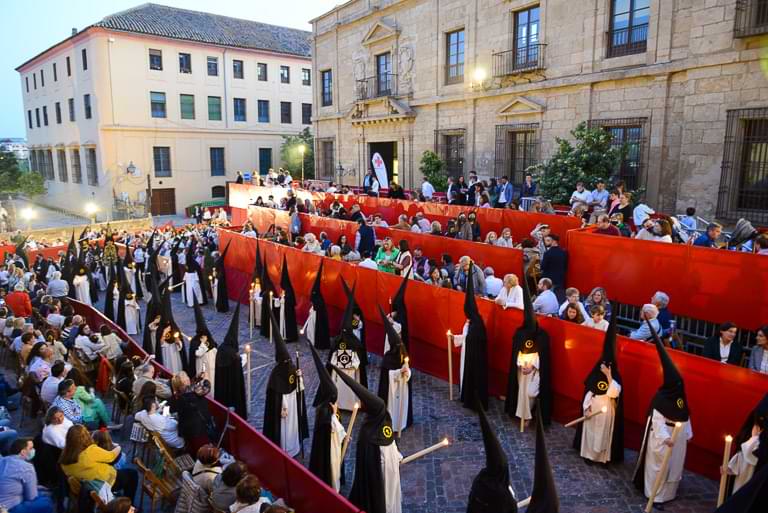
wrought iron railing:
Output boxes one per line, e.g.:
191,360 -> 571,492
356,73 -> 398,100
734,0 -> 768,37
606,23 -> 648,58
492,44 -> 546,77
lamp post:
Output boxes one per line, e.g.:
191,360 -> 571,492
298,144 -> 306,184
84,202 -> 98,224
20,208 -> 35,232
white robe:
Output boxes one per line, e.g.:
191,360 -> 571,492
383,320 -> 402,354
330,413 -> 347,492
125,299 -> 140,335
330,350 -> 360,411
250,287 -> 262,327
276,296 -> 286,339
281,389 -> 301,457
123,267 -> 136,293
728,434 -> 760,493
183,272 -> 203,307
352,321 -> 363,344
211,278 -> 218,306
515,352 -> 540,420
580,379 -> 622,463
94,269 -> 107,291
387,366 -> 411,433
381,442 -> 403,513
195,345 -> 217,393
643,409 -> 693,503
302,306 -> 316,345
161,339 -> 184,374
73,275 -> 91,306
452,321 -> 469,392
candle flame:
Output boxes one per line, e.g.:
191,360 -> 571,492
601,406 -> 608,413
354,402 -> 360,409
405,357 -> 410,363
245,344 -> 251,352
447,330 -> 452,336
173,331 -> 180,338
442,438 -> 450,446
675,422 -> 682,427
299,329 -> 304,335
269,291 -> 273,297
725,435 -> 733,443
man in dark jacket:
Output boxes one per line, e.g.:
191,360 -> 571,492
540,234 -> 568,303
355,218 -> 376,256
702,321 -> 743,365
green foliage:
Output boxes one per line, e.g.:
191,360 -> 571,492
279,128 -> 314,179
0,150 -> 46,197
418,150 -> 448,192
529,122 -> 625,204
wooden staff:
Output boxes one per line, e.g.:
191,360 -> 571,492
269,291 -> 274,344
446,330 -> 453,401
645,422 -> 683,513
245,344 -> 252,414
716,435 -> 733,507
401,438 -> 450,465
398,357 -> 409,438
249,283 -> 255,338
340,402 -> 360,462
295,351 -> 304,459
520,416 -> 525,433
564,406 -> 608,428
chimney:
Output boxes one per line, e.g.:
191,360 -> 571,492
71,28 -> 77,36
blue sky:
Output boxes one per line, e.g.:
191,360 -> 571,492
1,0 -> 339,138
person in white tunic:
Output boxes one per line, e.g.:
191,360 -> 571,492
194,337 -> 217,394
124,293 -> 141,336
159,325 -> 184,374
633,319 -> 693,506
574,311 -> 624,464
183,266 -> 203,307
726,426 -> 762,493
723,393 -> 767,498
329,282 -> 369,409
377,307 -> 411,434
72,269 -> 91,306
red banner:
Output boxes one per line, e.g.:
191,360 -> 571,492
219,228 -> 768,481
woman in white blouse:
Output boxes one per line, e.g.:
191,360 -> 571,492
42,406 -> 73,449
134,396 -> 185,449
494,274 -> 524,309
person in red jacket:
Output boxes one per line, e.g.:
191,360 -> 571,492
6,283 -> 32,319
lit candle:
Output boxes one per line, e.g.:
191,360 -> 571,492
400,438 -> 451,465
717,435 -> 733,507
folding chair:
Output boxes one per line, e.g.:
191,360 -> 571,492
135,457 -> 177,513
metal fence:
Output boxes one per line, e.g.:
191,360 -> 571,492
492,43 -> 546,77
606,23 -> 648,58
356,73 -> 398,101
734,0 -> 768,38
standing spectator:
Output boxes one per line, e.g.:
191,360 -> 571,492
483,267 -> 503,298
530,223 -> 551,256
629,304 -> 661,340
569,182 -> 591,210
354,219 -> 376,256
494,274 -> 523,309
454,256 -> 486,296
615,193 -> 634,231
357,250 -> 378,271
0,438 -> 53,513
588,180 -> 609,211
363,169 -> 380,197
532,278 -> 559,315
593,214 -> 621,236
235,171 -> 244,184
495,228 -> 514,248
693,223 -> 722,248
702,322 -> 743,365
45,271 -> 69,299
173,373 -> 214,456
748,326 -> 768,374
540,234 -> 568,303
421,177 -> 435,200
374,238 -> 400,274
496,176 -> 514,208
6,284 -> 32,319
521,174 -> 537,197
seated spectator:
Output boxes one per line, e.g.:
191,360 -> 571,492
45,304 -> 65,330
426,267 -> 443,286
104,497 -> 134,513
679,207 -> 697,234
74,325 -> 105,361
6,283 -> 32,319
371,213 -> 389,227
132,362 -> 172,399
584,287 -> 612,320
99,326 -> 124,360
532,278 -> 559,315
748,326 -> 768,374
45,329 -> 67,362
191,444 -> 222,493
693,222 -> 722,248
92,431 -> 127,470
629,304 -> 661,340
582,305 -> 609,331
392,214 -> 410,231
429,221 -> 442,236
484,231 -> 498,245
211,460 -> 249,511
703,322 -> 743,365
134,396 -> 184,450
593,214 -> 621,236
59,425 -> 138,500
561,303 -> 585,324
495,228 -> 514,248
132,381 -> 157,415
357,250 -> 378,271
655,219 -> 673,243
558,288 -> 588,320
569,182 -> 591,210
454,256 -> 486,296
40,361 -> 66,405
0,438 -> 53,513
26,342 -> 53,383
495,274 -> 523,309
483,267 -> 503,298
753,235 -> 768,255
329,245 -> 342,261
635,218 -> 657,241
230,474 -> 271,513
52,379 -> 84,425
651,291 -> 672,336
68,368 -> 111,428
42,406 -> 73,449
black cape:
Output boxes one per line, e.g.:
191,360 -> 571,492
716,463 -> 768,513
214,242 -> 231,313
308,260 -> 331,350
259,254 -> 276,339
213,302 -> 247,418
460,263 -> 488,411
307,341 -> 342,488
391,276 -> 409,350
376,306 -> 413,429
170,238 -> 183,292
279,255 -> 299,342
329,279 -> 368,388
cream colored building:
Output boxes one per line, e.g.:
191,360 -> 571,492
17,4 -> 313,217
312,0 -> 768,223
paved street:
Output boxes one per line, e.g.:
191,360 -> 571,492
159,293 -> 718,513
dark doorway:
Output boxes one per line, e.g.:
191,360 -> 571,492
369,141 -> 398,186
151,188 -> 176,216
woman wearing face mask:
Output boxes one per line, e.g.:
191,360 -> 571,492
467,212 -> 481,241
484,231 -> 498,245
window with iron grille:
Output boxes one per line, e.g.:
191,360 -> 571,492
153,146 -> 171,177
40,69 -> 45,87
212,186 -> 226,198
150,92 -> 166,118
71,148 -> 82,183
42,106 -> 48,126
180,94 -> 195,120
55,102 -> 61,124
513,6 -> 541,70
302,68 -> 311,86
53,63 -> 57,81
66,56 -> 71,76
149,49 -> 163,70
257,63 -> 267,81
207,56 -> 218,76
321,70 -> 333,106
68,98 -> 75,122
445,29 -> 465,84
280,102 -> 292,124
86,148 -> 98,185
280,66 -> 290,84
718,108 -> 768,223
258,100 -> 270,123
607,0 -> 649,58
233,60 -> 244,79
234,98 -> 247,122
208,96 -> 222,121
210,147 -> 225,176
376,53 -> 392,96
179,53 -> 192,74
83,94 -> 92,119
318,139 -> 335,180
434,129 -> 465,177
302,103 -> 312,125
27,110 -> 32,129
494,123 -> 541,185
57,149 -> 68,182
734,0 -> 768,38
588,117 -> 648,190
42,150 -> 52,180
29,151 -> 37,173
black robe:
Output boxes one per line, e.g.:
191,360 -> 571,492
461,318 -> 489,411
259,275 -> 276,339
309,266 -> 331,350
308,404 -> 344,487
215,257 -> 229,312
263,362 -> 309,452
213,342 -> 247,418
170,247 -> 182,292
280,270 -> 299,342
377,348 -> 413,429
504,328 -> 552,425
349,425 -> 389,513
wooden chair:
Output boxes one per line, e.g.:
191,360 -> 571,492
66,476 -> 81,513
149,429 -> 194,474
89,490 -> 109,513
129,420 -> 152,464
135,457 -> 177,513
110,386 -> 131,425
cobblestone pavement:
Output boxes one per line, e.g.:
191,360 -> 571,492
158,294 -> 718,513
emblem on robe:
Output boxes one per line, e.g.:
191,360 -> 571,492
338,352 -> 352,367
597,381 -> 608,391
382,426 -> 393,438
339,342 -> 347,351
524,339 -> 534,349
289,374 -> 295,385
676,398 -> 685,409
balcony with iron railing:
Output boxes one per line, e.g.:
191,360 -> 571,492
734,0 -> 768,37
606,23 -> 648,58
356,73 -> 398,101
492,43 -> 546,77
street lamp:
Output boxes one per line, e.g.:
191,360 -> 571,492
298,144 -> 306,184
20,207 -> 35,231
85,202 -> 98,224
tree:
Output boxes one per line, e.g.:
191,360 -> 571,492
418,150 -> 448,192
279,128 -> 315,179
0,150 -> 45,197
529,122 -> 625,204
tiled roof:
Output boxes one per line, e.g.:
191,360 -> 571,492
94,3 -> 311,57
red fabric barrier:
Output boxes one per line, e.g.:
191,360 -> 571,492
227,184 -> 581,248
219,228 -> 768,481
69,299 -> 361,513
566,229 -> 768,330
239,205 -> 525,279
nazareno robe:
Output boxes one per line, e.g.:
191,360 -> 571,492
377,339 -> 413,429
279,257 -> 299,342
214,244 -> 230,313
504,324 -> 552,425
263,362 -> 309,457
459,269 -> 488,412
213,304 -> 247,419
306,260 -> 330,350
725,392 -> 768,497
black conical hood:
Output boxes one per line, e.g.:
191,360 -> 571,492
528,414 -> 559,513
222,301 -> 241,350
67,232 -> 77,258
159,288 -> 178,332
103,268 -> 118,321
340,278 -> 357,332
464,262 -> 480,322
269,308 -> 292,364
252,240 -> 264,283
193,296 -> 213,342
123,244 -> 134,268
280,254 -> 295,297
308,342 -> 337,407
392,275 -> 408,314
380,305 -> 407,369
478,399 -> 508,478
331,363 -> 394,446
648,319 -> 689,422
116,263 -> 128,330
584,305 -> 621,395
521,274 -> 537,331
310,259 -> 324,301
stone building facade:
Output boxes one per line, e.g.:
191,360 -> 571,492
311,0 -> 768,222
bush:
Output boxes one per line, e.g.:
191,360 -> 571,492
418,150 -> 448,192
